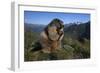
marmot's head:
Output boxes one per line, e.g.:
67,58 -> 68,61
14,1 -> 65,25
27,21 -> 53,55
49,18 -> 64,30
45,18 -> 64,41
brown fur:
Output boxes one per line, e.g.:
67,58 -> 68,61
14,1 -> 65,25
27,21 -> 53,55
39,19 -> 64,53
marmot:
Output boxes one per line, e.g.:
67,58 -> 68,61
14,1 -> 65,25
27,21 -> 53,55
39,18 -> 64,53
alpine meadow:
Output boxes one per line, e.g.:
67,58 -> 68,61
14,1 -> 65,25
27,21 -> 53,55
24,11 -> 90,61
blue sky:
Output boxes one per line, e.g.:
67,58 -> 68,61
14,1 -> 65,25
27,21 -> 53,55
24,11 -> 90,25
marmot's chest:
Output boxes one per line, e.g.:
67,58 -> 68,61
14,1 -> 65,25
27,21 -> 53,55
49,41 -> 59,50
48,26 -> 59,41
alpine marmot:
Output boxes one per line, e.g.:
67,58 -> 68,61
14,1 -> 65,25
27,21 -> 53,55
39,18 -> 64,53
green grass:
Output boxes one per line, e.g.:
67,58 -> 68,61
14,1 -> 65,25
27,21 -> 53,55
24,32 -> 90,61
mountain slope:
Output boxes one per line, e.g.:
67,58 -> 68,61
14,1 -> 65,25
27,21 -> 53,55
64,21 -> 90,40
